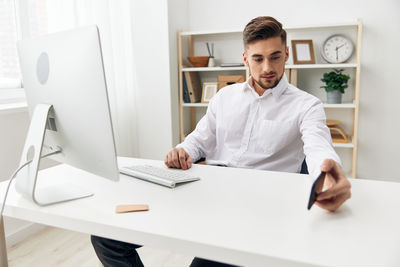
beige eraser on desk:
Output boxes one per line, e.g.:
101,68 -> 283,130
116,204 -> 149,213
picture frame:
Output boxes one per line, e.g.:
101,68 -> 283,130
201,82 -> 218,103
291,40 -> 315,64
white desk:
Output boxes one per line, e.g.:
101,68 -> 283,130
1,157 -> 400,267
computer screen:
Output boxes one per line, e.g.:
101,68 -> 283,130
16,25 -> 119,205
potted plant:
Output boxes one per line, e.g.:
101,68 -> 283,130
320,69 -> 350,104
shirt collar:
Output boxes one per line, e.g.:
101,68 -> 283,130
244,73 -> 289,100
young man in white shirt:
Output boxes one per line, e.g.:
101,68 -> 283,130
166,16 -> 350,213
92,16 -> 351,267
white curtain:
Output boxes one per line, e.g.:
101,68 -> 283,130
37,0 -> 138,156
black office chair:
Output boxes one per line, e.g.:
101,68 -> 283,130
300,158 -> 308,174
195,158 -> 206,164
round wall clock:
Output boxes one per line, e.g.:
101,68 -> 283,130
321,35 -> 354,63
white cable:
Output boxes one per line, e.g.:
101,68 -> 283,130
0,149 -> 62,219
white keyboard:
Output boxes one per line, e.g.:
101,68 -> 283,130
119,164 -> 200,188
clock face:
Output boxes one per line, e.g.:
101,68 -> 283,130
321,35 -> 354,63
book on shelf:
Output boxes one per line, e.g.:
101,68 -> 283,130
184,72 -> 202,103
182,73 -> 190,103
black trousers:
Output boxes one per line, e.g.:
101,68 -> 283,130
91,235 -> 240,267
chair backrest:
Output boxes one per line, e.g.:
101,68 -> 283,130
196,157 -> 309,174
300,159 -> 309,174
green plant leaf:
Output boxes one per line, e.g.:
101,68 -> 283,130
320,69 -> 350,93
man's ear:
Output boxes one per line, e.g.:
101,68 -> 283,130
285,46 -> 289,62
243,51 -> 249,67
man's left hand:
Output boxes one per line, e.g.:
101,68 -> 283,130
315,159 -> 351,212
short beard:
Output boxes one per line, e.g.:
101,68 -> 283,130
254,73 -> 282,90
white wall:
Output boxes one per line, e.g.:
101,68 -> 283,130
168,0 -> 189,147
130,0 -> 175,159
183,0 -> 400,181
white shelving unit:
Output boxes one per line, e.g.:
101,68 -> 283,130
177,19 -> 362,177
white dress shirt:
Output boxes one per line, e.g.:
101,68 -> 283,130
177,74 -> 341,177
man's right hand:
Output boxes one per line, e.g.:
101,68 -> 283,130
164,148 -> 193,170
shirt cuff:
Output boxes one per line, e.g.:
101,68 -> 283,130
176,142 -> 201,162
307,154 -> 342,179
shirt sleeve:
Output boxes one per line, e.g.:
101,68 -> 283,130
300,99 -> 342,177
176,93 -> 218,162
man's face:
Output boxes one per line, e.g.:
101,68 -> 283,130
243,37 -> 289,91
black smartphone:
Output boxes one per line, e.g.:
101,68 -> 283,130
307,172 -> 326,210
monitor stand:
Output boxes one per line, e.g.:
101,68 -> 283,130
15,104 -> 93,206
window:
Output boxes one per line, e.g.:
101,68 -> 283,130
0,0 -> 48,104
0,0 -> 21,90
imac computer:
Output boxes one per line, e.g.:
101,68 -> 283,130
16,25 -> 119,206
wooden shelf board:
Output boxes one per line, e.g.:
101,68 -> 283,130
181,29 -> 242,36
285,21 -> 358,30
332,142 -> 354,148
181,64 -> 357,72
181,66 -> 247,72
180,21 -> 358,36
323,103 -> 356,108
182,103 -> 208,107
285,63 -> 358,69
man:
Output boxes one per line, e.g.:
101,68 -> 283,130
166,16 -> 350,212
92,16 -> 351,267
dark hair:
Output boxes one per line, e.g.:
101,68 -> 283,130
243,16 -> 286,47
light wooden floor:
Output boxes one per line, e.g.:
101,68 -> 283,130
7,227 -> 194,267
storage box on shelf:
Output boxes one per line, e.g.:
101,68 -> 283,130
177,19 -> 362,178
